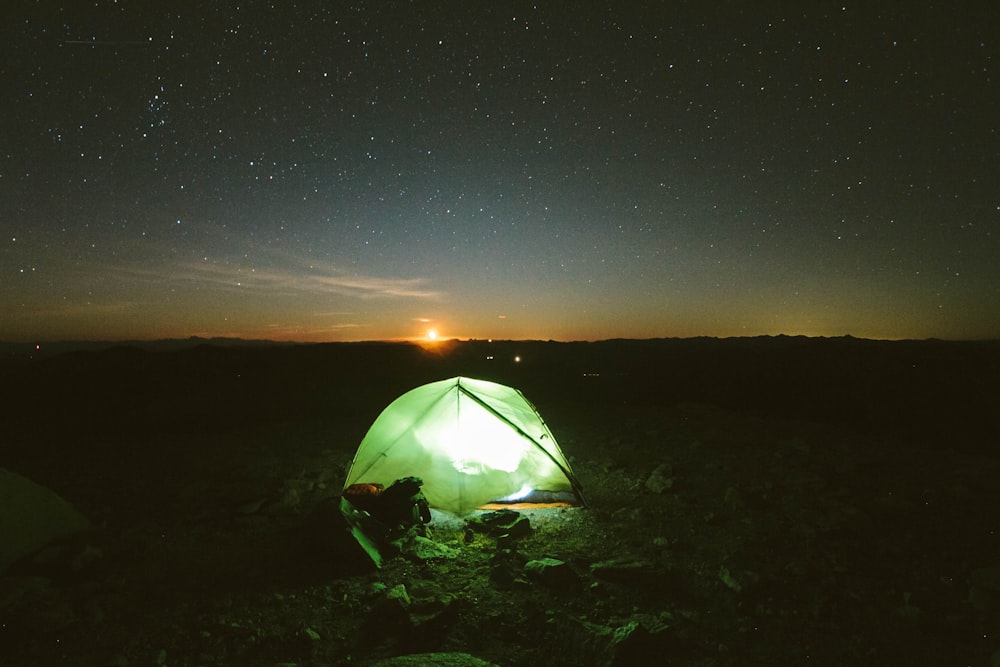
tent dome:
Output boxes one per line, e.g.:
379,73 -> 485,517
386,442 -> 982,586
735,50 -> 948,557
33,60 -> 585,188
344,377 -> 581,514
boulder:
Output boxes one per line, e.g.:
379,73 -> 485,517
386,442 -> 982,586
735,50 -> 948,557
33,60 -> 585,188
465,509 -> 532,539
395,533 -> 457,562
524,557 -> 580,592
645,463 -> 674,493
386,583 -> 411,608
589,557 -> 659,586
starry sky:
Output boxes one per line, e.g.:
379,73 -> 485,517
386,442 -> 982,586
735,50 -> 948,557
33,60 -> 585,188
3,2 -> 998,343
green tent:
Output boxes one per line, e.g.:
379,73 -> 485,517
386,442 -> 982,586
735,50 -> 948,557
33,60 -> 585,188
0,468 -> 90,574
344,377 -> 583,514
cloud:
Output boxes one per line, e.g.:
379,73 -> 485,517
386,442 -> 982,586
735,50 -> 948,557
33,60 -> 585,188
5,300 -> 137,321
311,311 -> 357,318
111,257 -> 444,300
261,321 -> 367,339
306,273 -> 440,299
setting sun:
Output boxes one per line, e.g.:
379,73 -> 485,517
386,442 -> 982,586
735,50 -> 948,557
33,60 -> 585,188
426,328 -> 438,341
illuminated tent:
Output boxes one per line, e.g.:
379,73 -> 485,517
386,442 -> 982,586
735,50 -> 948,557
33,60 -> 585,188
344,377 -> 583,514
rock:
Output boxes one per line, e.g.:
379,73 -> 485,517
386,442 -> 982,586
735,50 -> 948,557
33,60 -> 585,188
361,591 -> 462,651
0,468 -> 91,575
719,565 -> 742,592
495,532 -> 520,552
235,496 -> 269,515
568,615 -> 695,667
398,534 -> 458,562
361,593 -> 412,642
489,547 -> 527,588
590,557 -> 658,586
271,480 -> 305,513
465,509 -> 532,539
590,558 -> 693,600
370,652 -> 500,667
407,597 -> 461,644
645,463 -> 674,493
386,583 -> 411,607
525,557 -> 580,592
603,621 -> 649,664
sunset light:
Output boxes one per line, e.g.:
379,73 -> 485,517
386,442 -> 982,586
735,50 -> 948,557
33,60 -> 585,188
2,3 -> 997,344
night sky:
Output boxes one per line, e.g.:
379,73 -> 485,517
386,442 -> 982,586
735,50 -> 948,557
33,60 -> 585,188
3,3 -> 998,343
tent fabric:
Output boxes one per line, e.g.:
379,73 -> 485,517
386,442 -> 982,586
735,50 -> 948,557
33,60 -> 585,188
344,377 -> 581,514
0,468 -> 91,574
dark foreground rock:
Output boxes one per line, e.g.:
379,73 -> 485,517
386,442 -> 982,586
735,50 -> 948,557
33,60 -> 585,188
1,338 -> 999,665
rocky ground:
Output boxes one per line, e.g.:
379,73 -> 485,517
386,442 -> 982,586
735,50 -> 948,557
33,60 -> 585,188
2,338 -> 999,666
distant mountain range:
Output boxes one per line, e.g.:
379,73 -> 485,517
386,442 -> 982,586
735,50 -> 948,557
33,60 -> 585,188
0,336 -> 298,358
2,333 -> 995,360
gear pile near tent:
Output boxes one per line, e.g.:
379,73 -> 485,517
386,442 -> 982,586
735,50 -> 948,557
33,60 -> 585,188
344,376 -> 583,515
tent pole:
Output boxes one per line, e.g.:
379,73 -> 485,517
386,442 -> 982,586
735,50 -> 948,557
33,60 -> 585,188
456,384 -> 586,506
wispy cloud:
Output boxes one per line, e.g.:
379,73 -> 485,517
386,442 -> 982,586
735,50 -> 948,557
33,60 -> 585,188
259,321 -> 367,340
111,257 -> 444,300
310,311 -> 357,318
5,300 -> 137,321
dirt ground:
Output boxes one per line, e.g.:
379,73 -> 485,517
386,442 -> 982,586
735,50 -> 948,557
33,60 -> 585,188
2,338 -> 999,666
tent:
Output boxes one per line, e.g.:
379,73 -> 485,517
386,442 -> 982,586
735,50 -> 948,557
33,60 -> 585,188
344,377 -> 583,514
0,468 -> 90,574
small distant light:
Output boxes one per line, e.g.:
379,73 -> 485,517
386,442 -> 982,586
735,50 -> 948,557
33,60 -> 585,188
514,355 -> 521,363
35,344 -> 41,351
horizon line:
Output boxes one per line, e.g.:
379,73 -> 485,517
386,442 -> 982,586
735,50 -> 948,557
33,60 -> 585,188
3,332 -> 999,350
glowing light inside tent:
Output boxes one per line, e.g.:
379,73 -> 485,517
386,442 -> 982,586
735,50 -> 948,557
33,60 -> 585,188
439,397 -> 529,475
498,483 -> 534,502
345,376 -> 584,514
